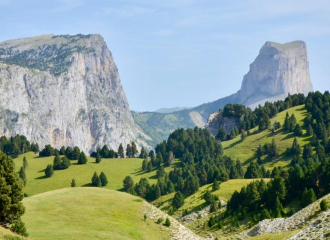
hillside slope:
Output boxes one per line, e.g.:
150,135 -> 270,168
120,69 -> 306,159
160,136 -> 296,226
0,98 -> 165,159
134,41 -> 313,146
14,152 -> 176,196
22,188 -> 200,240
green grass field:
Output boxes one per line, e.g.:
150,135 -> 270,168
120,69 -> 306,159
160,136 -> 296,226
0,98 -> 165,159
22,188 -> 169,240
0,226 -> 24,240
14,152 -> 175,196
222,105 -> 309,169
153,179 -> 270,214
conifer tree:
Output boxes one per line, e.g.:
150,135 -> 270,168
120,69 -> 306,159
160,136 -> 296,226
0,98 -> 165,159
172,191 -> 184,209
91,172 -> 101,187
100,172 -> 108,186
307,124 -> 314,136
212,179 -> 220,191
165,218 -> 171,227
71,178 -> 76,187
19,166 -> 27,186
78,151 -> 88,164
142,158 -> 148,171
53,152 -> 61,170
290,137 -> 302,155
118,143 -> 124,158
95,152 -> 101,163
45,164 -> 54,178
294,124 -> 303,136
147,161 -> 153,172
23,156 -> 28,169
320,199 -> 328,211
123,176 -> 134,192
61,156 -> 71,169
268,138 -> 278,159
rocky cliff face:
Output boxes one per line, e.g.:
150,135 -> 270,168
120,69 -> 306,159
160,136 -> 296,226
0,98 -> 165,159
205,111 -> 239,137
0,34 -> 143,153
239,41 -> 313,106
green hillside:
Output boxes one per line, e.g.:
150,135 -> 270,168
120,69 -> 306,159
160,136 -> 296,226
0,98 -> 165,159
222,105 -> 309,169
14,152 -> 175,196
22,188 -> 169,240
0,226 -> 24,240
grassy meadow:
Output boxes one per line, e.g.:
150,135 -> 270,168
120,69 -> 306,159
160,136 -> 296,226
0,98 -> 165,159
14,152 -> 175,196
222,105 -> 310,169
22,188 -> 169,240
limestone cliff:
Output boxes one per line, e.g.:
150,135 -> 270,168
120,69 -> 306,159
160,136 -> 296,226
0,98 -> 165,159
205,111 -> 239,137
239,41 -> 313,106
0,34 -> 144,153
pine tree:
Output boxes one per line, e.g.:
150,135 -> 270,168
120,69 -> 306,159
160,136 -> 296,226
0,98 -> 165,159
212,179 -> 220,191
290,137 -> 302,155
294,124 -> 303,136
71,146 -> 81,160
208,216 -> 216,227
99,172 -> 108,186
268,138 -> 278,159
60,146 -> 66,155
23,156 -> 28,169
91,172 -> 101,187
302,188 -> 317,207
53,152 -> 62,170
95,152 -> 101,163
142,158 -> 148,171
45,164 -> 54,178
19,166 -> 27,186
131,142 -> 138,156
139,147 -> 147,159
118,143 -> 124,158
320,199 -> 328,211
61,156 -> 71,169
165,218 -> 171,227
78,151 -> 88,164
284,112 -> 290,131
172,191 -> 184,209
123,176 -> 134,192
303,144 -> 313,159
71,178 -> 76,187
147,161 -> 153,172
261,209 -> 271,220
289,114 -> 297,132
307,124 -> 314,136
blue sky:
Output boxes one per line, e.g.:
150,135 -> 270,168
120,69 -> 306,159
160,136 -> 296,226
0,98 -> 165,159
0,0 -> 329,111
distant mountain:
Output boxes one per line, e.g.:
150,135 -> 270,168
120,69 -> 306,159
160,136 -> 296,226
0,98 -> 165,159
154,107 -> 192,114
0,34 -> 148,153
134,40 -> 313,146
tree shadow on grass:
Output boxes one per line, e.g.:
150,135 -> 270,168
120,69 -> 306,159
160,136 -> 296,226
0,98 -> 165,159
81,183 -> 92,187
35,175 -> 46,180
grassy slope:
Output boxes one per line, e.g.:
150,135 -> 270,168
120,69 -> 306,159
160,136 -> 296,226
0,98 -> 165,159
222,105 -> 309,169
22,188 -> 169,240
0,226 -> 24,240
14,152 -> 175,196
154,179 -> 270,214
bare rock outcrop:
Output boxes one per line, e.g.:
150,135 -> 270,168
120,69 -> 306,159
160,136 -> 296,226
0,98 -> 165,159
240,40 -> 313,106
0,34 -> 145,153
205,111 -> 239,137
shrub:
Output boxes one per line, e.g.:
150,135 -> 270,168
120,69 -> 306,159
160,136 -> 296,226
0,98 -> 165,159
320,199 -> 328,211
164,218 -> 171,227
156,218 -> 164,224
10,219 -> 28,237
45,164 -> 54,178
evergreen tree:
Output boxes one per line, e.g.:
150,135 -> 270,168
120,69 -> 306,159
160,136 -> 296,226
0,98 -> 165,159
118,144 -> 124,158
172,191 -> 184,209
302,188 -> 317,207
53,152 -> 62,170
208,216 -> 216,227
45,164 -> 54,178
19,166 -> 27,186
123,176 -> 134,192
203,190 -> 215,204
147,161 -> 153,172
303,144 -> 313,159
10,219 -> 28,237
216,128 -> 227,141
126,144 -> 132,158
59,146 -> 66,155
78,151 -> 88,164
261,209 -> 271,220
284,112 -> 291,131
320,199 -> 328,211
244,162 -> 261,178
294,124 -> 303,136
131,142 -> 138,156
241,129 -> 247,141
71,146 -> 81,160
268,138 -> 278,159
91,172 -> 101,187
95,152 -> 101,163
65,146 -> 73,159
71,178 -> 76,187
290,137 -> 302,155
100,172 -> 108,186
139,147 -> 148,159
142,158 -> 148,171
289,114 -> 297,131
212,179 -> 220,191
307,124 -> 314,136
156,166 -> 166,179
23,156 -> 28,170
165,218 -> 171,227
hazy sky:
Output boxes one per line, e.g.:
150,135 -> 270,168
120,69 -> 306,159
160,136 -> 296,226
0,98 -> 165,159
0,0 -> 329,111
